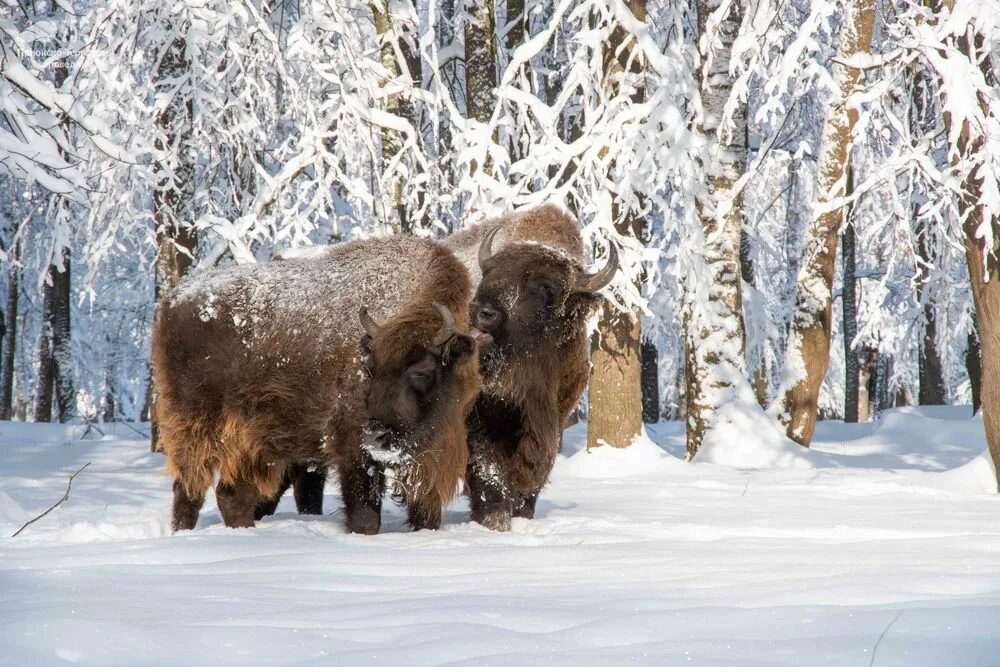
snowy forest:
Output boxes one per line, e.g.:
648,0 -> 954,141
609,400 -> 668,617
3,0 -> 999,465
3,0 -> 1000,662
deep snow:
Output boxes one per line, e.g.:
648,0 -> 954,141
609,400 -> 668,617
2,406 -> 1000,666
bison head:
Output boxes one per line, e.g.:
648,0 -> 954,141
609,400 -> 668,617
471,227 -> 618,359
357,302 -> 478,462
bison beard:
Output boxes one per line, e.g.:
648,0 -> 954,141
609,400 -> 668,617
444,204 -> 617,531
152,236 -> 480,533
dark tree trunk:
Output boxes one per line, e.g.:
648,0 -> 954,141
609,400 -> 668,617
51,249 -> 73,421
842,171 -> 859,423
34,276 -> 55,423
917,285 -> 947,405
909,60 -> 947,406
967,323 -> 982,415
640,338 -> 659,423
0,239 -> 18,420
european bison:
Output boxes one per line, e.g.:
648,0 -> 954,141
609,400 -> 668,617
152,236 -> 481,533
443,204 -> 618,530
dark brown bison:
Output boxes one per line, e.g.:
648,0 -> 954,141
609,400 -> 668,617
443,204 -> 618,530
152,236 -> 481,533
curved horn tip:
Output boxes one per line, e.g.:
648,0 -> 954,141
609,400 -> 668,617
359,307 -> 381,338
478,226 -> 501,270
577,242 -> 620,292
432,301 -> 456,345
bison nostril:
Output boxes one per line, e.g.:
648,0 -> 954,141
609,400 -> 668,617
476,306 -> 499,329
372,429 -> 390,448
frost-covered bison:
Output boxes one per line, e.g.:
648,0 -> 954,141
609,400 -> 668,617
152,237 -> 481,533
443,204 -> 618,530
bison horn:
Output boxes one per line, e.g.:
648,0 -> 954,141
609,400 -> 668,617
431,301 -> 456,346
575,242 -> 619,292
478,226 -> 501,271
359,307 -> 381,338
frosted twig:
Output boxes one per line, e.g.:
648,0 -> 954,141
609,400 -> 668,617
11,462 -> 91,537
869,610 -> 903,667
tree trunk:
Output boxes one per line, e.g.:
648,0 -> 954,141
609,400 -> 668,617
151,32 -> 197,451
0,239 -> 17,420
371,0 -> 422,232
967,324 -> 982,414
34,277 -> 55,423
588,304 -> 643,448
939,0 -> 1000,487
51,249 -> 73,421
464,0 -> 496,127
586,0 -> 646,450
910,61 -> 947,406
741,228 -> 768,407
640,338 -> 660,423
916,227 -> 946,406
684,0 -> 752,457
505,0 -> 526,164
842,169 -> 859,423
775,0 -> 876,445
858,346 -> 876,422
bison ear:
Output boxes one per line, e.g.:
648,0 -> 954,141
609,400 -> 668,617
441,333 -> 476,366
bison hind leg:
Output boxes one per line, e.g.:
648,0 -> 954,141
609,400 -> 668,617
292,464 -> 326,515
254,467 -> 294,521
172,479 -> 207,532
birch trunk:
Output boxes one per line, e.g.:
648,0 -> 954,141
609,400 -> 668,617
586,0 -> 646,450
684,0 -> 751,457
775,0 -> 876,445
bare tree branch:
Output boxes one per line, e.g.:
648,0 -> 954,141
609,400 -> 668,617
11,462 -> 91,537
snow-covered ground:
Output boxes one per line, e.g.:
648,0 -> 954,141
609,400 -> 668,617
2,406 -> 999,666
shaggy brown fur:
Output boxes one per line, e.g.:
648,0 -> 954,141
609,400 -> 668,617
444,204 -> 611,531
153,236 -> 480,533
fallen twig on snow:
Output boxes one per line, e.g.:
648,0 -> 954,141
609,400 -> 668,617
11,462 -> 91,537
869,609 -> 903,667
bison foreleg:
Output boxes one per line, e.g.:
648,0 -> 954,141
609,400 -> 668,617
512,492 -> 539,520
339,453 -> 384,535
466,449 -> 514,532
216,479 -> 261,528
171,479 -> 206,532
292,464 -> 326,515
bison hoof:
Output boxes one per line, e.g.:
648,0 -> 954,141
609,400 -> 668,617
346,507 -> 381,535
473,508 -> 512,532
